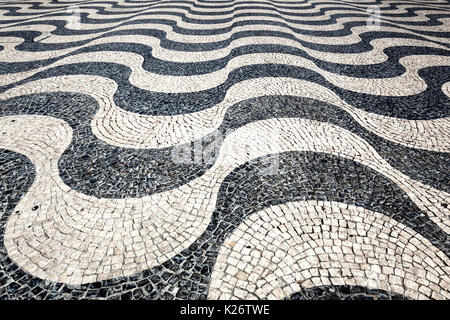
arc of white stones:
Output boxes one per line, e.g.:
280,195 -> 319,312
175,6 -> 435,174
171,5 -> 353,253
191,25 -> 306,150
207,201 -> 450,300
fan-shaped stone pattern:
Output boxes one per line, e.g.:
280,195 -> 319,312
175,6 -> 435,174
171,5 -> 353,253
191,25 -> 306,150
207,199 -> 450,300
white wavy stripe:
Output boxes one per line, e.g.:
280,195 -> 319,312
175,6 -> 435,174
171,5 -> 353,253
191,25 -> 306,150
1,115 -> 449,285
1,75 -> 448,154
207,201 -> 450,300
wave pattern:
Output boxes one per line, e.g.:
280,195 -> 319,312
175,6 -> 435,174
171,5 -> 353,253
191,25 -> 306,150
0,0 -> 449,300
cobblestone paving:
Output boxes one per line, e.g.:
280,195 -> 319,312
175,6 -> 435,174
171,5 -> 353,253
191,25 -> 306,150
0,0 -> 449,300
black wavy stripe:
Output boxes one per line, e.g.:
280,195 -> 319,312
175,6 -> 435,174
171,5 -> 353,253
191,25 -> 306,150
286,286 -> 410,300
0,93 -> 448,197
2,39 -> 450,80
0,0 -> 448,299
0,151 -> 447,299
2,57 -> 448,120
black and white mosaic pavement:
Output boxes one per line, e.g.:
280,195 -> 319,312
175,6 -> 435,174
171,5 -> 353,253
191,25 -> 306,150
0,0 -> 449,300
